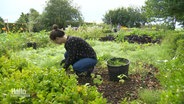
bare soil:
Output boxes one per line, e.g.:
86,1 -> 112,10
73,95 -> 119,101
77,64 -> 161,104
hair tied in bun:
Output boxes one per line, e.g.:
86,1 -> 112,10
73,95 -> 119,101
52,24 -> 58,30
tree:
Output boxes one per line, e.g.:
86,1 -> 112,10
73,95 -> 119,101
28,8 -> 40,32
42,0 -> 83,29
143,0 -> 184,29
165,0 -> 184,27
0,17 -> 4,23
16,12 -> 29,23
16,9 -> 40,32
0,17 -> 5,33
165,0 -> 184,18
103,7 -> 147,28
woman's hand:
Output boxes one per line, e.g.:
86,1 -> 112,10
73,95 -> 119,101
60,59 -> 65,66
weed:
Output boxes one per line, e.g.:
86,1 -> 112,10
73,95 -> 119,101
138,89 -> 161,104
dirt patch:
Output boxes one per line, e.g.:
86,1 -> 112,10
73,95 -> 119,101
77,64 -> 161,104
99,35 -> 115,41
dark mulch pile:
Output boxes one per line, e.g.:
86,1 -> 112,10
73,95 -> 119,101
99,35 -> 115,41
99,34 -> 161,44
124,34 -> 161,44
77,64 -> 161,104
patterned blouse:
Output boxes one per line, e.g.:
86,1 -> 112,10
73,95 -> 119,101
64,36 -> 97,69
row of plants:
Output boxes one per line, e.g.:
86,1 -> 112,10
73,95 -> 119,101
0,30 -> 52,57
1,23 -> 28,33
156,33 -> 184,104
66,25 -> 166,44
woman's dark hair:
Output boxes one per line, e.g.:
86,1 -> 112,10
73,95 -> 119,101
50,24 -> 65,40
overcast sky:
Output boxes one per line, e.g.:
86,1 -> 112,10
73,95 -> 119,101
0,0 -> 146,23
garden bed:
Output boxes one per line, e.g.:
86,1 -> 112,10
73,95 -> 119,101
78,64 -> 161,104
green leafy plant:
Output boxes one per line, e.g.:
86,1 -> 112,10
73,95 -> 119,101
91,74 -> 103,85
118,74 -> 128,84
0,55 -> 107,103
108,58 -> 128,66
138,89 -> 161,104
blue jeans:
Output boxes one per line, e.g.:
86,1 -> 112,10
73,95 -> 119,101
64,52 -> 97,72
